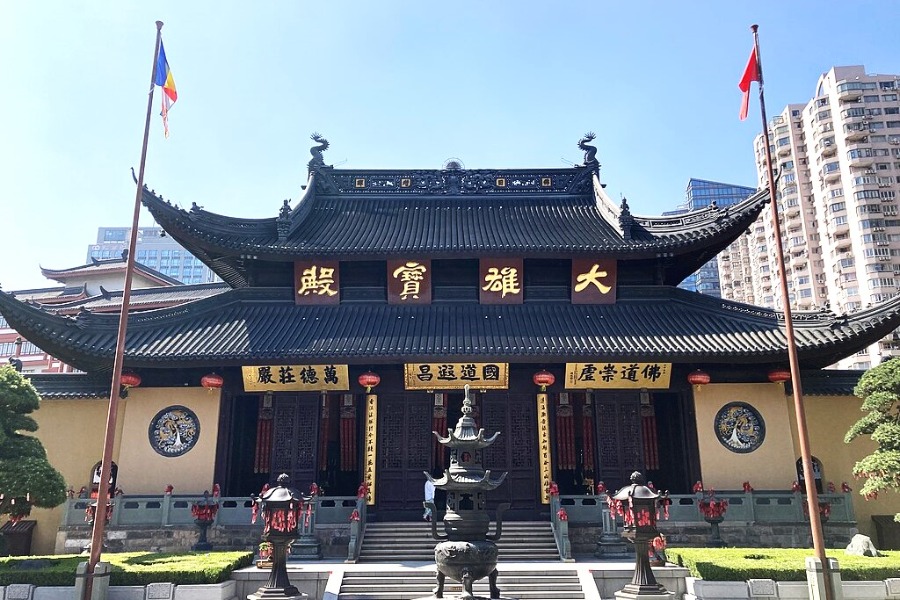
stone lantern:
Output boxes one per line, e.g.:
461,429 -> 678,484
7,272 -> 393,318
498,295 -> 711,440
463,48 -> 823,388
426,384 -> 509,600
608,472 -> 673,600
249,474 -> 308,600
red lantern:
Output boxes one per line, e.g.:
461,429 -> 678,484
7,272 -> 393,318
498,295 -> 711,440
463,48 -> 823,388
120,372 -> 141,388
358,371 -> 380,392
533,369 -> 555,391
768,368 -> 791,383
201,373 -> 224,390
687,369 -> 710,386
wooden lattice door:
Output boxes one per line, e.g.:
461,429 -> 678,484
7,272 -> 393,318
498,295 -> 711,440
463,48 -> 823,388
593,392 -> 644,492
270,394 -> 320,492
375,394 -> 433,518
480,393 -> 539,519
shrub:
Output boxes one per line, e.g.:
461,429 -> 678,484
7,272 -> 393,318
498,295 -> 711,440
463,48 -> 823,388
0,551 -> 253,586
667,547 -> 900,581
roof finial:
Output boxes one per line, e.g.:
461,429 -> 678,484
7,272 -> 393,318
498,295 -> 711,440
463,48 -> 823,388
619,196 -> 634,241
276,199 -> 291,241
578,132 -> 599,170
308,132 -> 331,172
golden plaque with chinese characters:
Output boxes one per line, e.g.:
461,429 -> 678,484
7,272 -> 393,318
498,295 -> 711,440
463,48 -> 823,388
241,365 -> 349,391
564,362 -> 672,389
404,363 -> 508,390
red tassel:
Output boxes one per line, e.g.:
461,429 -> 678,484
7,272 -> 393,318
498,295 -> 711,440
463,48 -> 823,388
582,409 -> 594,472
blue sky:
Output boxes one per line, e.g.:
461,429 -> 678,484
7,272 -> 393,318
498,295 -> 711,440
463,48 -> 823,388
3,1 -> 899,290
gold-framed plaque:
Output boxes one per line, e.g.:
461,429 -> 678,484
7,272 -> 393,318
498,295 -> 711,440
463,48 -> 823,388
404,363 -> 508,390
241,365 -> 350,392
564,362 -> 672,389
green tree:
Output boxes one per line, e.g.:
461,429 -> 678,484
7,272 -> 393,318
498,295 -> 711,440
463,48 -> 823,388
0,365 -> 66,521
845,358 -> 900,521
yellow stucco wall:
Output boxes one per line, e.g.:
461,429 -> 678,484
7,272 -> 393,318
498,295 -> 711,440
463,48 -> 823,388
692,383 -> 797,489
787,393 -> 900,539
29,397 -> 112,555
27,387 -> 221,554
115,387 -> 221,495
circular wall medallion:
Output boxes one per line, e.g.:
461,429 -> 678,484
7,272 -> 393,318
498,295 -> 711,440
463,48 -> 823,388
714,402 -> 765,453
148,405 -> 200,457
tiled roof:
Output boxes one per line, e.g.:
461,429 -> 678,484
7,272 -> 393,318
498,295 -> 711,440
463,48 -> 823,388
46,283 -> 230,313
26,373 -> 110,399
2,286 -> 897,372
41,258 -> 183,287
142,168 -> 768,288
794,370 -> 865,396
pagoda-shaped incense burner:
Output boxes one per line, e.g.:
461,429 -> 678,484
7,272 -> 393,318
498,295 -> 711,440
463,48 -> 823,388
425,384 -> 510,600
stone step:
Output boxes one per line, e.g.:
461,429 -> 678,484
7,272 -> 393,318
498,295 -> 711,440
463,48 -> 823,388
339,569 -> 585,600
357,521 -> 561,562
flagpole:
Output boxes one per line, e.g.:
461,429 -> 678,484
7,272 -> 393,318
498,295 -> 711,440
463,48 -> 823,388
82,20 -> 164,600
751,24 -> 833,600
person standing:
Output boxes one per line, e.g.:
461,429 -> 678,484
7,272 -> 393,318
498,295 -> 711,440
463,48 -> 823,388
423,476 -> 435,522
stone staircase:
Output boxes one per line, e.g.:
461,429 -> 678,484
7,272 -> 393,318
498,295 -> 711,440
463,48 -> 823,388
357,521 -> 560,563
338,568 -> 585,599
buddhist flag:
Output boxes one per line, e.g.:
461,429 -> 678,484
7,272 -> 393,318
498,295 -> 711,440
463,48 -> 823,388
738,46 -> 759,121
154,40 -> 178,137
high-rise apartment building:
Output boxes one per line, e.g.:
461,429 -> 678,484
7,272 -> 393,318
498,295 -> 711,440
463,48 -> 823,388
671,179 -> 755,296
87,226 -> 220,284
719,65 -> 900,369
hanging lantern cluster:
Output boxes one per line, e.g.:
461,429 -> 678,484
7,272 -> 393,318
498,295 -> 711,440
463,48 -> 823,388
687,369 -> 711,386
358,371 -> 380,393
250,474 -> 306,534
0,493 -> 33,524
201,373 -> 224,390
767,368 -> 791,383
533,369 -> 555,392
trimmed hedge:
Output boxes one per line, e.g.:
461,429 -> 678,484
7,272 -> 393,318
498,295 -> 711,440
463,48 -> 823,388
666,547 -> 900,582
0,551 -> 253,586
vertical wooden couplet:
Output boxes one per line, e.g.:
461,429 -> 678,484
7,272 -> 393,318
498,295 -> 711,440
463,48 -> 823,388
363,393 -> 377,505
537,392 -> 552,503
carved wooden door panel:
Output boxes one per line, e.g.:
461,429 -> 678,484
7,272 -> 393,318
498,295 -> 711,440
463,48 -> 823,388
481,393 -> 538,519
270,394 -> 320,492
594,392 -> 644,492
376,394 -> 433,517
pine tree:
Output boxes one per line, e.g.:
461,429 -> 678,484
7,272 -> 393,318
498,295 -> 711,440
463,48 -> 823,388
0,365 -> 66,522
845,358 -> 900,521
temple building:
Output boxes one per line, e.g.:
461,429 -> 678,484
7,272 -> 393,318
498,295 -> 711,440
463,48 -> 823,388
4,135 -> 900,554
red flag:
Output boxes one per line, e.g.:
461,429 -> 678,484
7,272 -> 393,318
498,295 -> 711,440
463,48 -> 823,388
738,46 -> 759,121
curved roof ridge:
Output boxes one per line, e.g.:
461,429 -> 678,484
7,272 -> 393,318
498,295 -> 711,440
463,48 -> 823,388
630,187 -> 768,232
4,285 -> 900,372
142,186 -> 279,236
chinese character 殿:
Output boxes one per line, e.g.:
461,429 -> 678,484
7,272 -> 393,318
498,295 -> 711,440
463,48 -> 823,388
298,266 -> 338,297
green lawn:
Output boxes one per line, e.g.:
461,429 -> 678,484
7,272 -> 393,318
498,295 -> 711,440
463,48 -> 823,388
666,547 -> 900,581
0,551 -> 253,586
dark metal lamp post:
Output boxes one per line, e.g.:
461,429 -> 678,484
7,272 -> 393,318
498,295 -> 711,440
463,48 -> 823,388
608,472 -> 674,600
249,474 -> 308,600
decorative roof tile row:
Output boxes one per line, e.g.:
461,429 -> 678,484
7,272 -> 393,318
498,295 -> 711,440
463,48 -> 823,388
2,286 -> 897,372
